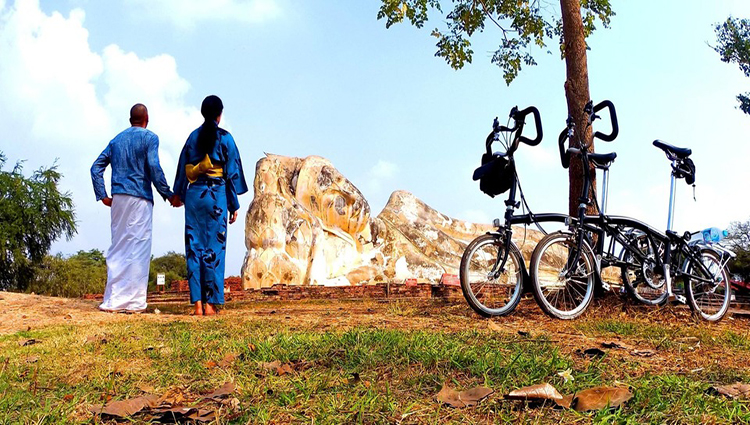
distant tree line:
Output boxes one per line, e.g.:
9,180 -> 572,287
726,218 -> 750,282
1,150 -> 187,296
24,249 -> 187,297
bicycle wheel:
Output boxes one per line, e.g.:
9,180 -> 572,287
684,249 -> 731,322
620,231 -> 668,306
459,234 -> 524,317
530,231 -> 596,320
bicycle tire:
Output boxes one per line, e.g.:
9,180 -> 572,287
459,233 -> 524,317
684,248 -> 731,322
620,232 -> 668,306
530,231 -> 596,320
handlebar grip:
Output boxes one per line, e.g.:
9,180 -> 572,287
558,128 -> 570,169
515,106 -> 543,146
592,100 -> 619,142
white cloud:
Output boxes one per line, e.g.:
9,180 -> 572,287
125,0 -> 282,29
366,159 -> 398,195
370,160 -> 397,179
0,0 -> 212,266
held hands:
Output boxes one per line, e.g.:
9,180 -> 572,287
229,210 -> 238,224
169,194 -> 183,208
102,197 -> 112,207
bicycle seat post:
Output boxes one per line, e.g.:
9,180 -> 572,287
600,167 -> 610,214
666,159 -> 678,232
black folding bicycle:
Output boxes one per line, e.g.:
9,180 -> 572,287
528,101 -> 733,321
459,106 -> 568,317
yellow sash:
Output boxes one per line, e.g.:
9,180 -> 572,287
186,154 -> 223,183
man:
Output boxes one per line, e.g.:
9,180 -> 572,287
91,104 -> 181,312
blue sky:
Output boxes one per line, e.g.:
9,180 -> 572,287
1,0 -> 749,277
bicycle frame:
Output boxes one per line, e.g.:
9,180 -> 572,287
569,138 -> 719,302
487,172 -> 568,280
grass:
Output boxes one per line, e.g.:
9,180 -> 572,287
1,298 -> 750,423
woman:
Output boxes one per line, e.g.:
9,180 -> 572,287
174,95 -> 248,316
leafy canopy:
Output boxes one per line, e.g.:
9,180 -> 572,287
377,0 -> 613,84
0,152 -> 76,290
714,17 -> 750,115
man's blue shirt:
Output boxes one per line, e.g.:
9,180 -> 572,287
91,126 -> 173,203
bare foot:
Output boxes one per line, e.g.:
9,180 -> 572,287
193,301 -> 204,316
204,303 -> 217,316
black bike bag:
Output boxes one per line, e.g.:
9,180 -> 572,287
473,153 -> 515,198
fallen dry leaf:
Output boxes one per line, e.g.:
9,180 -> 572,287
85,335 -> 108,345
487,321 -> 504,332
259,360 -> 281,371
222,397 -> 241,410
187,409 -> 217,423
505,383 -> 563,402
601,341 -> 631,350
95,394 -> 160,418
218,353 -> 239,368
276,363 -> 294,376
631,349 -> 655,357
153,308 -> 161,315
436,383 -> 493,408
569,386 -> 632,411
25,356 -> 39,364
203,382 -> 236,401
708,383 -> 750,400
259,360 -> 306,376
557,394 -> 574,409
18,339 -> 41,347
158,388 -> 186,406
63,394 -> 74,401
248,343 -> 257,352
149,406 -> 200,422
204,360 -> 218,369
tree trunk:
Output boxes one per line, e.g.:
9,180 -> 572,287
560,0 -> 596,217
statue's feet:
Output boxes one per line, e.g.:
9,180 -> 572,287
193,301 -> 204,316
204,303 -> 217,316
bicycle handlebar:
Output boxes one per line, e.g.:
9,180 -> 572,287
591,100 -> 619,142
557,100 -> 618,168
485,105 -> 543,157
558,128 -> 571,169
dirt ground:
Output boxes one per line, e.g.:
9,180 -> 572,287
3,291 -> 750,379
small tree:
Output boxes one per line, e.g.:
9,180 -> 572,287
377,0 -> 614,215
0,153 -> 76,290
714,17 -> 750,115
725,219 -> 750,281
27,250 -> 107,297
149,251 -> 187,291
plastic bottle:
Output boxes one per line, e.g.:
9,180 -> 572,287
700,227 -> 728,243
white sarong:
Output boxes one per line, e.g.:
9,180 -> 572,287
100,194 -> 153,312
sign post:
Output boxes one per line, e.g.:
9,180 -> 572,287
157,273 -> 165,292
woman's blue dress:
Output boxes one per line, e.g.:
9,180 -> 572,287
173,125 -> 248,305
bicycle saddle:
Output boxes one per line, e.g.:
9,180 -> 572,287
589,152 -> 617,169
653,140 -> 691,159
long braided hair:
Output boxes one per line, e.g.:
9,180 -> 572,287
197,95 -> 224,155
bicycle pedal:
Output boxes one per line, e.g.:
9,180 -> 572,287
668,294 -> 686,304
601,282 -> 611,292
